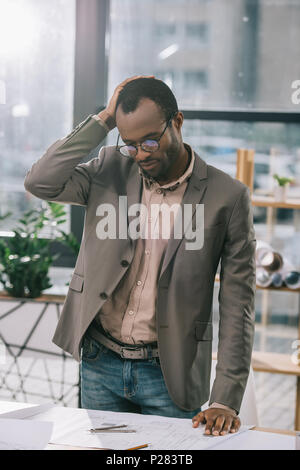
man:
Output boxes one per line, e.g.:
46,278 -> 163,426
24,76 -> 256,436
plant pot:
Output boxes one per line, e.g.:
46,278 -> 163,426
274,183 -> 289,202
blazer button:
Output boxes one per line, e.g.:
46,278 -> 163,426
121,260 -> 129,267
100,292 -> 108,300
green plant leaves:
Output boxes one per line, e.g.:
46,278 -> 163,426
0,202 -> 80,298
273,173 -> 294,186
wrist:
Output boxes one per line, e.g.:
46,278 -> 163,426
97,109 -> 116,131
209,402 -> 237,415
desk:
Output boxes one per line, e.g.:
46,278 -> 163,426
0,400 -> 296,450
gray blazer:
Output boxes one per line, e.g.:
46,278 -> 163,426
24,114 -> 256,413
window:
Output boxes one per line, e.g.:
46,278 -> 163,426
154,23 -> 176,38
0,0 -> 76,234
108,0 -> 300,111
185,23 -> 209,44
107,0 -> 300,270
184,70 -> 208,90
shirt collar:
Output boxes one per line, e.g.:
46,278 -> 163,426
138,143 -> 195,191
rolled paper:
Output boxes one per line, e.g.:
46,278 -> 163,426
260,251 -> 283,273
256,267 -> 273,287
271,272 -> 283,287
256,240 -> 273,265
276,256 -> 296,278
284,271 -> 300,289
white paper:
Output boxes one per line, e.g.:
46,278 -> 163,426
0,418 -> 53,450
0,402 -> 54,420
211,429 -> 296,450
27,405 -> 252,450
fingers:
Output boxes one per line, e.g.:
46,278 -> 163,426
204,414 -> 232,436
191,410 -> 241,436
107,75 -> 156,118
119,75 -> 155,88
210,414 -> 226,436
230,417 -> 241,433
204,417 -> 216,435
192,411 -> 206,428
220,416 -> 233,435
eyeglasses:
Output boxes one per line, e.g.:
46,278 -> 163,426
116,113 -> 176,158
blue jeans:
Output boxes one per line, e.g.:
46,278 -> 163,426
80,334 -> 201,419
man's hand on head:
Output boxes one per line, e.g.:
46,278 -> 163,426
192,408 -> 241,436
98,75 -> 155,131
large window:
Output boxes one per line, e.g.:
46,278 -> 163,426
1,0 -> 300,266
0,0 -> 76,233
108,0 -> 300,110
107,0 -> 300,273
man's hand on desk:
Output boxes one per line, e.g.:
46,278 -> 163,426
192,408 -> 241,436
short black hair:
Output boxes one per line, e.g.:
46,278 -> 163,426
116,77 -> 178,121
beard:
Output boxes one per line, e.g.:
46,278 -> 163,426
138,130 -> 183,184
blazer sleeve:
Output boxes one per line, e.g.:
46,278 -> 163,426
24,115 -> 108,206
209,186 -> 256,414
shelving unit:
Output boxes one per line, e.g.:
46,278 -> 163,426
250,195 -> 300,330
252,195 -> 300,430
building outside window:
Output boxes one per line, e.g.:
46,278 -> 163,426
107,0 -> 300,262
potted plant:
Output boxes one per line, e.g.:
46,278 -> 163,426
0,202 -> 80,298
272,174 -> 294,202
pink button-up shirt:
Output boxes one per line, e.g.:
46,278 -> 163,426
95,144 -> 195,344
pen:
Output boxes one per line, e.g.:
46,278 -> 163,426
89,424 -> 127,432
126,444 -> 149,450
93,430 -> 136,433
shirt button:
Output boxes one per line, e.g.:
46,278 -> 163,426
145,250 -> 150,255
121,260 -> 129,267
99,292 -> 108,300
128,310 -> 134,315
156,189 -> 162,194
136,281 -> 142,286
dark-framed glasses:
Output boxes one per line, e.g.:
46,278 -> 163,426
116,113 -> 176,158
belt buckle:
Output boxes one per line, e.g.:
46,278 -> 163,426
120,346 -> 147,359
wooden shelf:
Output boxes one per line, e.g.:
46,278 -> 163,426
255,284 -> 300,293
214,274 -> 300,293
0,291 -> 66,303
251,352 -> 300,376
212,351 -> 300,376
251,195 -> 300,209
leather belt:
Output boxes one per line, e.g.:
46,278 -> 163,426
86,324 -> 159,360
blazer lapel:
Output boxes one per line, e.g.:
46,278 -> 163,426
159,151 -> 208,279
